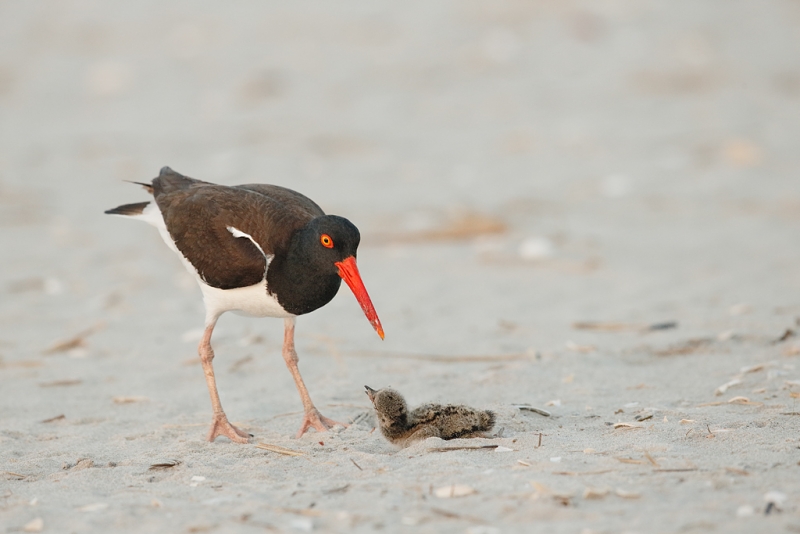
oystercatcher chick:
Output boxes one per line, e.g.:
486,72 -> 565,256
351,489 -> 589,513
106,167 -> 384,442
364,386 -> 495,447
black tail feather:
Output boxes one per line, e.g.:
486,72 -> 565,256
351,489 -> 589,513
123,180 -> 154,194
105,201 -> 150,216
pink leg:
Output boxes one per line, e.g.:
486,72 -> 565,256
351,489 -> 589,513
199,318 -> 251,443
282,317 -> 347,438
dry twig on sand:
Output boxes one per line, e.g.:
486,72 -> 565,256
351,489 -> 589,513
653,338 -> 714,356
256,443 -> 304,457
429,445 -> 499,452
572,321 -> 677,332
342,350 -> 531,363
148,461 -> 181,471
42,323 -> 105,355
41,414 -> 65,423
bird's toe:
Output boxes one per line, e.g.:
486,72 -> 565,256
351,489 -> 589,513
295,408 -> 348,438
207,414 -> 252,444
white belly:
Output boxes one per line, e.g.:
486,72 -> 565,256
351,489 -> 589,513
132,201 -> 293,323
200,280 -> 292,320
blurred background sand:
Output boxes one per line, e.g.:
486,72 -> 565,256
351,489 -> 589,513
2,1 -> 800,533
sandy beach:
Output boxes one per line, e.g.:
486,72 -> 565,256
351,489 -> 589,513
2,1 -> 800,532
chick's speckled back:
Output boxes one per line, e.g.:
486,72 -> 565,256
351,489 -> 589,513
410,403 -> 496,440
366,386 -> 495,448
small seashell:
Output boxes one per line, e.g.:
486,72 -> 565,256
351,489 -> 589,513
724,140 -> 762,167
78,503 -> 108,512
23,518 -> 44,532
434,484 -> 477,498
565,341 -> 595,352
715,379 -> 742,396
289,517 -> 314,532
763,491 -> 787,506
784,345 -> 800,356
728,303 -> 750,316
518,236 -> 554,260
717,330 -> 735,341
112,396 -> 149,404
736,505 -> 755,517
583,487 -> 610,499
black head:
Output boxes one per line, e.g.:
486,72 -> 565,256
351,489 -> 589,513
292,215 -> 361,273
273,214 -> 383,336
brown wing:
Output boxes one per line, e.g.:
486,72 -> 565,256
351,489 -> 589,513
235,184 -> 326,219
153,178 -> 315,290
153,166 -> 214,193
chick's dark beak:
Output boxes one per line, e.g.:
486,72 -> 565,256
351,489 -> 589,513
364,385 -> 377,402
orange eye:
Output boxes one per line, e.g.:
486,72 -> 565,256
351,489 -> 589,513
320,234 -> 334,248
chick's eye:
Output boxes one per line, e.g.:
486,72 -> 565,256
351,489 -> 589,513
320,234 -> 334,248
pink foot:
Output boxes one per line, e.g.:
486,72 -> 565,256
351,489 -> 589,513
295,408 -> 348,438
207,413 -> 252,443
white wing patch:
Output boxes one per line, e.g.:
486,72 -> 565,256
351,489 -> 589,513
227,226 -> 265,256
227,226 -> 274,271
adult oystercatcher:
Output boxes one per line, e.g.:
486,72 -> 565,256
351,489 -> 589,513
106,167 -> 384,442
364,386 -> 495,447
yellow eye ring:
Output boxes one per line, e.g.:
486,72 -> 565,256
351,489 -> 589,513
320,234 -> 334,248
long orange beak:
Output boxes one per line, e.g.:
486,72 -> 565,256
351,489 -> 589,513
335,256 -> 384,340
